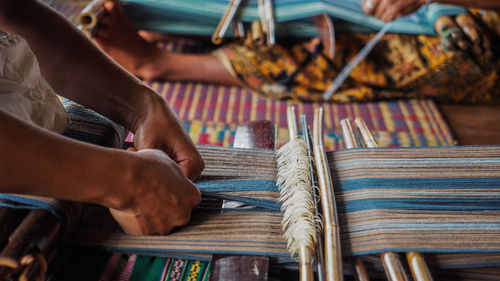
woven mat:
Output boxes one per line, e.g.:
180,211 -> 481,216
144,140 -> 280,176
43,0 -> 455,150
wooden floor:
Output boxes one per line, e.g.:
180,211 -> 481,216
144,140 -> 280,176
439,104 -> 500,145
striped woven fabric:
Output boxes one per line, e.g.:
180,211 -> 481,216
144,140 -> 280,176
331,146 -> 500,255
121,0 -> 464,36
67,145 -> 500,262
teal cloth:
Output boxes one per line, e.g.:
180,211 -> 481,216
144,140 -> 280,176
121,0 -> 466,36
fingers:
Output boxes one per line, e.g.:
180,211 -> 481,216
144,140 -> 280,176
363,0 -> 424,22
362,0 -> 376,15
455,14 -> 493,60
110,149 -> 201,235
177,152 -> 205,181
435,16 -> 468,53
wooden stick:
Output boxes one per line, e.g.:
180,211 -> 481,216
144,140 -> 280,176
353,118 -> 414,281
350,257 -> 370,281
287,106 -> 298,139
212,0 -> 242,44
313,108 -> 343,281
77,0 -> 105,29
406,252 -> 433,281
301,115 -> 326,281
339,119 -> 370,281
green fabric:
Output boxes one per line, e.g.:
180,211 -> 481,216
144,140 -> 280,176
129,256 -> 167,281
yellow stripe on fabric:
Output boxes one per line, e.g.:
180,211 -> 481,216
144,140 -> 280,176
201,85 -> 214,121
397,131 -> 411,146
414,99 -> 440,146
226,87 -> 237,123
428,100 -> 455,145
274,98 -> 281,126
213,87 -> 225,122
425,100 -> 454,145
238,90 -> 246,124
380,102 -> 395,132
188,84 -> 202,120
265,98 -> 272,121
189,121 -> 202,144
178,83 -> 193,120
367,102 -> 381,133
324,103 -> 332,131
169,82 -> 181,109
399,100 -> 420,146
250,94 -> 258,121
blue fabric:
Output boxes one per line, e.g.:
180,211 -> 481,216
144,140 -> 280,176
121,0 -> 466,36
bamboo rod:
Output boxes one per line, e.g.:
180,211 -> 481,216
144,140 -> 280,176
212,0 -> 242,44
77,0 -> 105,29
354,118 -> 419,281
339,119 -> 370,281
406,252 -> 433,281
301,115 -> 326,281
278,106 -> 315,281
313,108 -> 343,281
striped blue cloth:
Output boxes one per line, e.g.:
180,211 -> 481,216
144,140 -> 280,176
121,0 -> 465,36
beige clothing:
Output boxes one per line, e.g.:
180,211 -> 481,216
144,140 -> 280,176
0,30 -> 68,133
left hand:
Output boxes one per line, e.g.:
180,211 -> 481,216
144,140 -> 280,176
133,92 -> 204,181
362,0 -> 426,22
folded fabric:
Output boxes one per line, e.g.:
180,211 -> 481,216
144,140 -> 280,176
121,0 -> 465,36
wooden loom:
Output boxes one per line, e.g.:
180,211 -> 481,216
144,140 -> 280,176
1,111 -> 500,281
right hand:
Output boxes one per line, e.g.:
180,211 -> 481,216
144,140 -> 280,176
110,148 -> 201,235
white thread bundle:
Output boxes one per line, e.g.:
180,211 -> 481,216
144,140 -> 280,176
276,137 -> 317,257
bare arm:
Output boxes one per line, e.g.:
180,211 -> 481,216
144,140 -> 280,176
0,0 -> 203,179
0,0 -> 204,234
0,110 -> 201,234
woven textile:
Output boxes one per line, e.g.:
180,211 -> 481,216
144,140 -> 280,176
64,145 -> 500,261
120,0 -> 464,36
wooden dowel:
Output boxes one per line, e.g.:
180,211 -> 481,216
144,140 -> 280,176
77,0 -> 105,29
313,108 -> 343,281
340,119 -> 370,281
286,106 -> 298,139
381,252 -> 410,281
350,257 -> 370,281
0,210 -> 61,280
212,0 -> 242,44
352,118 -> 409,281
354,118 -> 434,281
301,115 -> 326,281
299,246 -> 314,281
406,252 -> 433,281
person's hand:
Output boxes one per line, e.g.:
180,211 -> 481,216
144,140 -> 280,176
362,0 -> 426,22
109,148 -> 201,235
434,14 -> 493,62
133,90 -> 204,181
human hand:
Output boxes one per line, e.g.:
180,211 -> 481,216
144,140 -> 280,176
362,0 -> 426,22
133,91 -> 204,181
435,14 -> 493,61
109,148 -> 201,235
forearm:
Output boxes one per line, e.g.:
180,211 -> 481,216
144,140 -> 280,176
0,109 -> 133,209
0,0 -> 160,132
